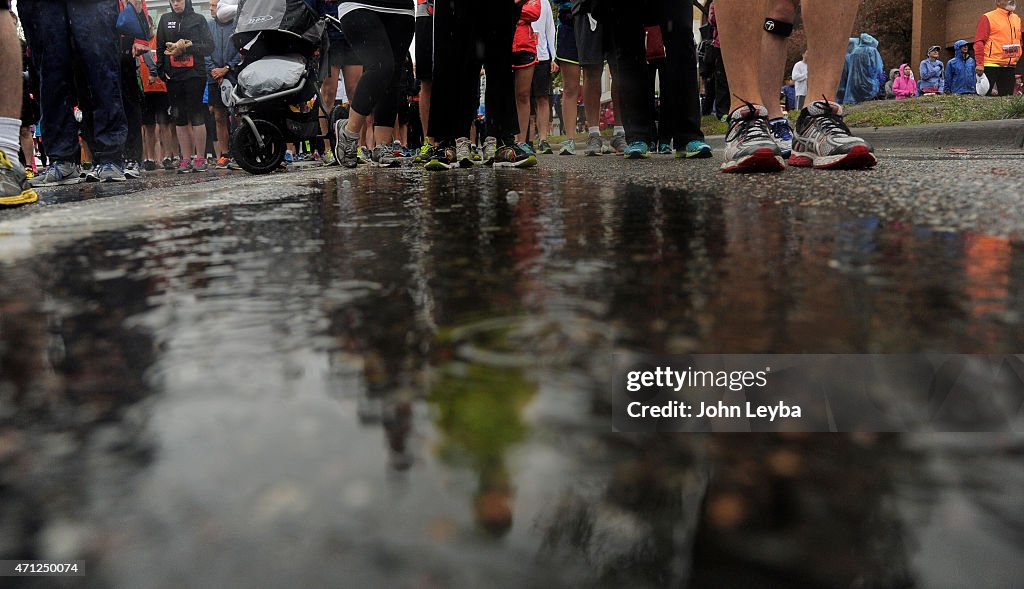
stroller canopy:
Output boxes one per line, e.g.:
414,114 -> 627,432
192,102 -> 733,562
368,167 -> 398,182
233,0 -> 324,49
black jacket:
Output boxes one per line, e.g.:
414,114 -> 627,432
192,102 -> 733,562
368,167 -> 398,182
156,0 -> 214,81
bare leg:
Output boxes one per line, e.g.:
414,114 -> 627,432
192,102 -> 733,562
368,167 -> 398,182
514,66 -> 534,143
175,125 -> 193,159
582,64 -> 603,129
559,62 -> 580,138
373,124 -> 393,146
213,107 -> 229,158
142,124 -> 154,162
159,123 -> 176,160
19,127 -> 36,170
320,65 -> 340,137
192,124 -> 207,159
714,0 -> 767,111
0,11 -> 20,120
536,95 -> 551,141
759,0 -> 798,119
803,0 -> 859,102
419,80 -> 432,144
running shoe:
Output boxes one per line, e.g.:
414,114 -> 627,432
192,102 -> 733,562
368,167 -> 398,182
471,144 -> 482,162
193,156 -> 209,172
227,159 -> 243,171
456,137 -> 473,168
24,168 -> 34,180
322,149 -> 336,166
610,132 -> 627,154
677,140 -> 713,159
370,143 -> 401,168
162,156 -> 175,170
559,139 -> 576,155
124,160 -> 141,179
769,117 -> 794,159
177,158 -> 193,174
0,149 -> 38,206
425,144 -> 457,171
215,155 -> 231,169
720,102 -> 785,173
482,136 -> 497,164
143,159 -> 157,172
30,160 -> 82,187
333,119 -> 359,169
623,141 -> 650,159
584,132 -> 603,156
658,143 -> 672,155
414,144 -> 434,165
357,146 -> 371,164
539,139 -> 553,154
518,142 -> 536,157
86,162 -> 127,182
284,150 -> 293,163
492,143 -> 538,168
790,99 -> 877,170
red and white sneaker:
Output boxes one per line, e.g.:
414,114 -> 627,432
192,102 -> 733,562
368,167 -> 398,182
720,102 -> 786,173
790,99 -> 878,170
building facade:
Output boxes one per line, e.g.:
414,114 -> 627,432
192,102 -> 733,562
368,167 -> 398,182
912,0 -> 1012,64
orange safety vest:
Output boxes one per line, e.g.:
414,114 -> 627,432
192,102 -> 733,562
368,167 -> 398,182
982,8 -> 1022,67
140,37 -> 167,93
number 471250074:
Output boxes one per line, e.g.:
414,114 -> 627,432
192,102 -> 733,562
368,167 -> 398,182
15,563 -> 79,574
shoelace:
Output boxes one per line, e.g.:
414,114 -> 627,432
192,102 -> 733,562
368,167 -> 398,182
724,99 -> 772,143
810,96 -> 852,137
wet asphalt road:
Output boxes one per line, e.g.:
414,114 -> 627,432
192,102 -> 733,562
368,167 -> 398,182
1,150 -> 1023,588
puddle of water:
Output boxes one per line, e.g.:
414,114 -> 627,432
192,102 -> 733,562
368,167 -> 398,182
0,169 -> 1021,587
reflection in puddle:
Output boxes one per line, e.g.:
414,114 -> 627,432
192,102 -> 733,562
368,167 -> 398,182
0,168 -> 1022,586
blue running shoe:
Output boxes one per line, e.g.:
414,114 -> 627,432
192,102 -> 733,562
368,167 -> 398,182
623,141 -> 650,159
677,140 -> 713,159
769,117 -> 794,159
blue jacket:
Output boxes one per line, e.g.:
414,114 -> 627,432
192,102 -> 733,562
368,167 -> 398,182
946,40 -> 976,95
919,56 -> 944,92
843,33 -> 885,104
205,16 -> 240,84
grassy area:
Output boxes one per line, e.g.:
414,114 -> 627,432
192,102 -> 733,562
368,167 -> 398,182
550,95 -> 1024,143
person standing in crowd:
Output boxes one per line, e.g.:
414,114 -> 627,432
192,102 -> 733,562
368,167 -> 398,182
119,0 -> 151,181
317,0 -> 362,165
974,0 -> 1021,96
714,0 -> 876,173
844,33 -> 885,104
19,32 -> 40,179
21,0 -> 128,186
206,0 -> 240,169
530,0 -> 556,155
599,0 -> 712,160
512,0 -> 541,153
920,45 -> 945,94
884,67 -> 899,98
573,0 -> 622,156
554,1 -> 581,155
425,1 -> 536,169
792,50 -> 808,110
139,15 -> 176,171
947,40 -> 977,95
413,0 -> 434,163
332,0 -> 415,168
707,0 -> 730,120
646,25 -> 671,154
157,0 -> 213,173
892,63 -> 918,99
0,3 -> 37,206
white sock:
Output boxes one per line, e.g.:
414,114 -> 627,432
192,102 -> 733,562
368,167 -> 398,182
343,126 -> 359,140
614,126 -> 624,136
0,117 -> 21,160
588,126 -> 600,135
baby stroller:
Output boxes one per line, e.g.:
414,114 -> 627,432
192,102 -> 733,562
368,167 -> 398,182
228,0 -> 343,174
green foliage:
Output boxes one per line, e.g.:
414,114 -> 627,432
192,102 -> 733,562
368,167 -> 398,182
843,95 -> 1024,127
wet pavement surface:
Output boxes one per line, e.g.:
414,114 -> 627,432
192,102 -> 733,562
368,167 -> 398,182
1,151 -> 1023,587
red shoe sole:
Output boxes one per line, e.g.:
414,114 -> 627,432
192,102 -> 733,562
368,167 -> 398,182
721,148 -> 786,173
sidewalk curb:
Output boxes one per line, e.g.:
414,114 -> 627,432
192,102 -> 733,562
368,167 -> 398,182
707,119 -> 1024,150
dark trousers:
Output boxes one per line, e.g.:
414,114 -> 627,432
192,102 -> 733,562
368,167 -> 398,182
604,1 -> 703,145
121,57 -> 143,163
429,0 -> 519,144
711,46 -> 729,118
647,58 -> 672,146
985,66 -> 1016,97
19,0 -> 126,164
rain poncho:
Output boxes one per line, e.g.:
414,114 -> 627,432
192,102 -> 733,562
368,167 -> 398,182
843,33 -> 885,104
919,54 -> 944,93
835,37 -> 859,103
892,64 -> 918,100
946,40 -> 976,95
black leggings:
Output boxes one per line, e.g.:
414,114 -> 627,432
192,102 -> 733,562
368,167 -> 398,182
167,77 -> 207,127
985,66 -> 1016,97
340,9 -> 415,128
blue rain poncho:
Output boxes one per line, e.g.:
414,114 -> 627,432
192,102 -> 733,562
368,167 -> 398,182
843,33 -> 885,104
835,38 -> 859,102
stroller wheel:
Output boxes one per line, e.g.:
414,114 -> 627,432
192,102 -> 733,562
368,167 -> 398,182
230,118 -> 287,175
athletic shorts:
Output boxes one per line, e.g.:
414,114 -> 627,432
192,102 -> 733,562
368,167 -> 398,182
328,36 -> 359,69
532,60 -> 552,97
141,92 -> 170,126
574,14 -> 607,66
512,51 -> 537,69
414,16 -> 433,81
207,82 -> 226,108
555,20 -> 579,64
